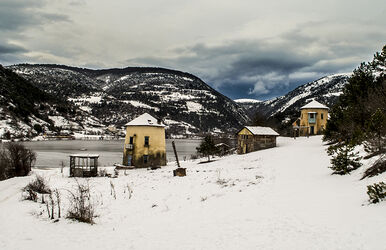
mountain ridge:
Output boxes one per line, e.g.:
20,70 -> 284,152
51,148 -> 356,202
7,64 -> 250,137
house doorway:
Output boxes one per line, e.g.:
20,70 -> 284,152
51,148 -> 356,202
310,126 -> 314,135
128,155 -> 132,166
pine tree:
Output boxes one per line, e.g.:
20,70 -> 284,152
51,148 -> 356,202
364,108 -> 386,155
196,135 -> 219,162
324,45 -> 386,176
327,143 -> 362,175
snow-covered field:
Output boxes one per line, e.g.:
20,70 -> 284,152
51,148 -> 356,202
0,136 -> 385,250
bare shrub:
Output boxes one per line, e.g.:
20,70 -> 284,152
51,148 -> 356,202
60,161 -> 65,174
216,169 -> 227,186
54,189 -> 61,218
98,169 -> 108,177
190,154 -> 198,160
45,189 -> 62,220
22,175 -> 51,202
67,180 -> 97,224
0,149 -> 9,180
110,180 -> 116,199
2,143 -> 36,178
124,183 -> 133,199
24,187 -> 38,201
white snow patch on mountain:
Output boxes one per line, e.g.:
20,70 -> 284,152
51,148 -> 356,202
186,101 -> 203,112
234,98 -> 261,103
324,92 -> 343,97
48,116 -> 72,127
121,100 -> 159,111
69,94 -> 103,104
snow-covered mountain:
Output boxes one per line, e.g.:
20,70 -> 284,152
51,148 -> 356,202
244,73 -> 351,120
8,64 -> 249,137
234,99 -> 261,116
0,65 -> 103,139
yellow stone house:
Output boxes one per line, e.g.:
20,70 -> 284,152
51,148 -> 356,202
237,126 -> 279,154
122,113 -> 166,168
292,100 -> 329,136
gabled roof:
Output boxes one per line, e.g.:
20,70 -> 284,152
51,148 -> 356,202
300,100 -> 329,110
125,113 -> 165,127
242,126 -> 279,136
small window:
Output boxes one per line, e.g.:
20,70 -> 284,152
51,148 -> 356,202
143,155 -> 149,164
310,113 -> 314,119
129,136 -> 134,144
321,113 -> 324,120
144,136 -> 149,146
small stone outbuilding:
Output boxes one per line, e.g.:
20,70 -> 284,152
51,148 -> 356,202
237,126 -> 279,154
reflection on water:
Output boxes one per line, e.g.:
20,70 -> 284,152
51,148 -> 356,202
22,139 -> 201,168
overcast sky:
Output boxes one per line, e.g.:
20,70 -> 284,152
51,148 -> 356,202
0,0 -> 385,100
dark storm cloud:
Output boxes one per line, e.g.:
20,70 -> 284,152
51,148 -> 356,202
0,0 -> 70,32
0,43 -> 27,54
0,39 -> 29,65
126,24 -> 383,100
1,0 -> 384,100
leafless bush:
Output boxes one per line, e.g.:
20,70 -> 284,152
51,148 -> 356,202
216,169 -> 227,186
60,161 -> 65,174
113,169 -> 119,178
190,154 -> 198,160
24,187 -> 38,201
110,180 -> 116,199
46,189 -> 62,220
22,175 -> 51,202
124,183 -> 133,199
0,149 -> 9,181
54,189 -> 61,218
98,169 -> 108,177
1,143 -> 36,180
67,180 -> 97,224
2,143 -> 36,178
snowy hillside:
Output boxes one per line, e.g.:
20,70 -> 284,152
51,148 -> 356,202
8,64 -> 249,136
244,73 -> 351,118
0,136 -> 384,249
0,65 -> 103,138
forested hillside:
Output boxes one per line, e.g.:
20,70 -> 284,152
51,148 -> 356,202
324,45 -> 386,181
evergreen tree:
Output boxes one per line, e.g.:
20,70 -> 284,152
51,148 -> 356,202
327,142 -> 362,175
324,45 -> 386,175
364,108 -> 386,155
196,135 -> 219,162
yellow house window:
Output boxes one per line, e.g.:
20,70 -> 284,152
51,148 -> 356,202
144,136 -> 149,146
321,113 -> 324,120
143,155 -> 149,164
129,136 -> 134,144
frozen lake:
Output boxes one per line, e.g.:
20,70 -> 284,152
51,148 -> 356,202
21,139 -> 201,168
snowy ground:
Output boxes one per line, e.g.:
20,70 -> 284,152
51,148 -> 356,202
0,136 -> 385,250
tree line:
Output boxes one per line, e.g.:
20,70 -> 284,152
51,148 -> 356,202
323,45 -> 386,178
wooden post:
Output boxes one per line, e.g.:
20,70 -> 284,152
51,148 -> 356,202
172,141 -> 180,168
172,141 -> 186,176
